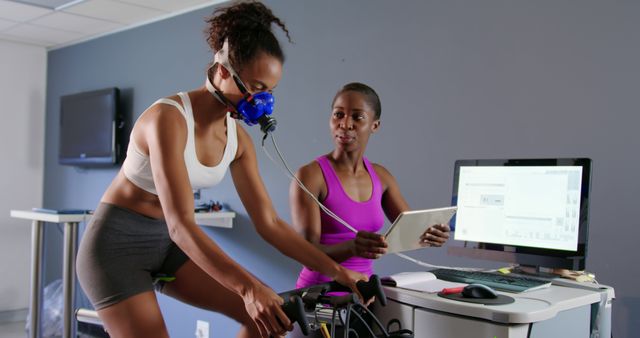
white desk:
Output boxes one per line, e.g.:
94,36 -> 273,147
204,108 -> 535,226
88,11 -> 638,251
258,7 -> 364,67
10,209 -> 235,338
373,280 -> 614,338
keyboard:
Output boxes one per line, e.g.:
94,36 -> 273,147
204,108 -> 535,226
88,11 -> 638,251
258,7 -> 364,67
430,268 -> 551,293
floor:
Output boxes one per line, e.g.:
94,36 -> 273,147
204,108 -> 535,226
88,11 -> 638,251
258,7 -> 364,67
0,321 -> 27,338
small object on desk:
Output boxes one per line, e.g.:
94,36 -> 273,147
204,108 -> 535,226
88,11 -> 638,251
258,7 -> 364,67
497,267 -> 512,274
194,205 -> 209,213
210,201 -> 223,211
461,284 -> 498,299
195,200 -> 224,212
437,288 -> 515,305
440,286 -> 465,295
440,284 -> 499,299
382,271 -> 466,293
552,268 -> 596,283
575,274 -> 596,283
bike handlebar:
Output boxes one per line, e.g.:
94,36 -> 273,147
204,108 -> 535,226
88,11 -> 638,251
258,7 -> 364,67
278,274 -> 388,336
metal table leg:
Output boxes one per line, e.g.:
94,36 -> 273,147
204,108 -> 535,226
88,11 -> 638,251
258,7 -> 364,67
63,222 -> 79,338
29,220 -> 44,338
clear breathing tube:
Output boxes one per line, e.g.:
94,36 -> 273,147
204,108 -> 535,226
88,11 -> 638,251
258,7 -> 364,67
260,132 -> 357,233
260,132 -> 483,271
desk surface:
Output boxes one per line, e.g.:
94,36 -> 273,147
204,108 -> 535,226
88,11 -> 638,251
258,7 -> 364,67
383,282 -> 612,324
10,210 -> 90,222
10,210 -> 236,228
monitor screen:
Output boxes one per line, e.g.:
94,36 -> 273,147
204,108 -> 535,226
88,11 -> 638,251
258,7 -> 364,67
450,158 -> 592,271
59,88 -> 121,166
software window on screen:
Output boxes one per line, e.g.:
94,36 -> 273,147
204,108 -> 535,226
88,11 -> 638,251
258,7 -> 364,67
454,166 -> 582,251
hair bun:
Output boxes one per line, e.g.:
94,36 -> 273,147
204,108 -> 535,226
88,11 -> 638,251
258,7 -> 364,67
206,1 -> 291,52
205,1 -> 291,71
236,3 -> 277,30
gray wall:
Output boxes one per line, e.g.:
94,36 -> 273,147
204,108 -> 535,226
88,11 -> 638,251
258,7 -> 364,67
43,1 -> 639,336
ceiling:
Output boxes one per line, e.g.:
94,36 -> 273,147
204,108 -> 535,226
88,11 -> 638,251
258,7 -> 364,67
0,0 -> 226,49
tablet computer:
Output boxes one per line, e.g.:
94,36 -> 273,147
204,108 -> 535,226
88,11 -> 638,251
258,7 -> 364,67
384,206 -> 457,253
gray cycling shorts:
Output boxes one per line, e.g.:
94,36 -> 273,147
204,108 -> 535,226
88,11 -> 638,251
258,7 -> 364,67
76,203 -> 189,310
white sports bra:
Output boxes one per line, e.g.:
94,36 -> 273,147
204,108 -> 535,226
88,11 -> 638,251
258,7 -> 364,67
122,92 -> 238,195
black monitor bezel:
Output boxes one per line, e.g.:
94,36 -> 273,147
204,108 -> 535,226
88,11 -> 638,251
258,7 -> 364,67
58,87 -> 121,166
450,158 -> 592,270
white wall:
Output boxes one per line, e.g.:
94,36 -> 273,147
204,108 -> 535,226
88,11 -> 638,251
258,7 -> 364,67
0,40 -> 46,312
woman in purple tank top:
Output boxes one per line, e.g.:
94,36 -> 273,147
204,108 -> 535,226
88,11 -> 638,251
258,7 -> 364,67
290,83 -> 451,289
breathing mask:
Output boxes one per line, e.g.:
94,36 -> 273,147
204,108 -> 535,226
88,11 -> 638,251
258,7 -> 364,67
206,39 -> 277,134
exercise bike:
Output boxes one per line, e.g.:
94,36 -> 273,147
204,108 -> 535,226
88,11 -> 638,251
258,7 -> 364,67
278,275 -> 413,338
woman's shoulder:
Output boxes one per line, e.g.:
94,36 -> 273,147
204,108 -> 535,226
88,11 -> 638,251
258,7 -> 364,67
293,159 -> 325,195
147,92 -> 183,111
369,161 -> 391,175
140,94 -> 185,122
297,159 -> 322,179
133,97 -> 188,142
126,97 -> 188,155
369,162 -> 395,185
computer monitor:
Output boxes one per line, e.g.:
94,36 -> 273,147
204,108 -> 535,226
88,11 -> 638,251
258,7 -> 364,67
449,158 -> 592,271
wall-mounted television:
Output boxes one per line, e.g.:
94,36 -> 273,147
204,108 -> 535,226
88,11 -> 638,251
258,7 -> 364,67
59,87 -> 125,166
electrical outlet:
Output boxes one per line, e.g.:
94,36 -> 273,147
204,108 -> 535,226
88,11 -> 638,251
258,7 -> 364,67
195,320 -> 209,338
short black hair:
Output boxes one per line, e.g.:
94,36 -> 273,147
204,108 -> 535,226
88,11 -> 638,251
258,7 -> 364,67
332,82 -> 382,120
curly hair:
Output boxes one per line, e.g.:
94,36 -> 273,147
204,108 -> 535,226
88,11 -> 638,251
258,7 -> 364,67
332,82 -> 382,120
205,1 -> 292,72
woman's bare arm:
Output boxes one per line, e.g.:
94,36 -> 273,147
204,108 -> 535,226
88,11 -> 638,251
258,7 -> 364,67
289,162 -> 359,262
143,105 -> 290,336
375,164 -> 410,222
230,127 -> 366,289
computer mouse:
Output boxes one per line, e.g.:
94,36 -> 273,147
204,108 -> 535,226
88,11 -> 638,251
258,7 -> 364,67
462,283 -> 498,299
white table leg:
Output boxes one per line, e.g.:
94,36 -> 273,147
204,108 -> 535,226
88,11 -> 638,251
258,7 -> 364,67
29,220 -> 44,338
62,222 -> 78,338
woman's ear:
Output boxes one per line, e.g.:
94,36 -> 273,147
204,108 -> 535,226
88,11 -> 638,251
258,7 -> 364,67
217,64 -> 232,80
371,119 -> 381,133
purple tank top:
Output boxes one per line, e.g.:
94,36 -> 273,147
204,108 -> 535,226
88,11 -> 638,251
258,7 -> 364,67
296,155 -> 385,288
